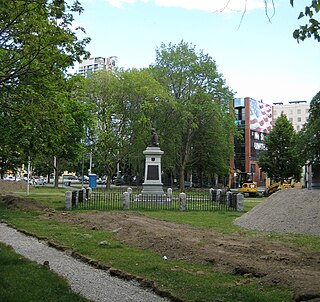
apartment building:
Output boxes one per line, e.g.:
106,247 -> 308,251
78,56 -> 118,78
272,101 -> 310,132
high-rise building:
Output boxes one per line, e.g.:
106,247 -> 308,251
78,56 -> 118,78
272,101 -> 310,132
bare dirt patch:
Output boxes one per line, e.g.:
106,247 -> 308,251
0,194 -> 48,211
0,179 -> 27,192
1,187 -> 320,301
44,190 -> 320,301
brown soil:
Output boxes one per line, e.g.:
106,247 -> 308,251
0,179 -> 27,192
0,194 -> 48,211
43,210 -> 320,301
1,181 -> 319,301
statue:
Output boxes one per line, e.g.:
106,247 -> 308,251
149,128 -> 159,147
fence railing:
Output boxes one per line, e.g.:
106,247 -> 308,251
65,188 -> 244,212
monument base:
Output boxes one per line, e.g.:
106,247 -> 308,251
142,146 -> 164,197
141,183 -> 165,196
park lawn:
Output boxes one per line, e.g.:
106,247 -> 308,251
0,242 -> 89,302
0,189 -> 295,302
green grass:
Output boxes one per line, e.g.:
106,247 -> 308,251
0,191 -> 296,302
0,242 -> 89,302
0,204 -> 292,301
15,187 -> 68,210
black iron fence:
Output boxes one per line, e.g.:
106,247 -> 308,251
67,188 -> 241,212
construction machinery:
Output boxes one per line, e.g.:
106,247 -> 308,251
237,172 -> 260,197
238,180 -> 259,197
264,178 -> 293,196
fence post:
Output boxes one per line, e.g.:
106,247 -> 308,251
123,192 -> 130,210
216,189 -> 221,204
127,187 -> 133,201
65,191 -> 72,210
237,193 -> 244,211
166,188 -> 172,207
226,191 -> 233,208
209,188 -> 214,201
179,192 -> 186,211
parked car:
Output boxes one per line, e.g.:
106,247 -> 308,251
35,178 -> 46,186
62,175 -> 79,186
78,175 -> 89,182
4,175 -> 21,181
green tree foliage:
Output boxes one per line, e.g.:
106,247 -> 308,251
0,0 -> 90,99
0,0 -> 90,178
290,0 -> 320,42
81,69 -> 170,189
298,91 -> 320,164
258,113 -> 303,182
151,41 -> 235,189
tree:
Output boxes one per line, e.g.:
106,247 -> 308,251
151,41 -> 235,190
298,91 -> 320,164
258,113 -> 303,182
290,0 -> 320,42
0,0 -> 91,179
81,69 -> 170,189
0,0 -> 90,100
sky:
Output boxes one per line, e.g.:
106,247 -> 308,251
72,0 -> 320,104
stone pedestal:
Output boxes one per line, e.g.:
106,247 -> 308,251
142,147 -> 164,196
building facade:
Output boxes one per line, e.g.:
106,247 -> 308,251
78,56 -> 118,78
272,100 -> 310,132
232,97 -> 272,187
232,98 -> 312,189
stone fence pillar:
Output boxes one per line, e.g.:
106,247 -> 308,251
226,191 -> 233,208
237,193 -> 244,211
179,193 -> 186,211
123,192 -> 130,210
65,191 -> 72,210
209,188 -> 214,201
127,187 -> 133,201
216,189 -> 221,204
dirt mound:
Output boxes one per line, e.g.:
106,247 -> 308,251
0,194 -> 47,211
0,180 -> 27,192
45,204 -> 320,300
234,189 -> 320,235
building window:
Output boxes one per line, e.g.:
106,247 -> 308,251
289,117 -> 293,122
297,109 -> 301,114
297,117 -> 301,122
250,164 -> 256,174
288,109 -> 293,115
297,125 -> 300,131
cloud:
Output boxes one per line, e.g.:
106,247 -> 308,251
104,0 -> 265,12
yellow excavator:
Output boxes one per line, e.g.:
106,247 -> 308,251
264,178 -> 294,196
237,172 -> 260,197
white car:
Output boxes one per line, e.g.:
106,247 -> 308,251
4,176 -> 21,181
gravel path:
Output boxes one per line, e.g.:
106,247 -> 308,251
0,223 -> 169,302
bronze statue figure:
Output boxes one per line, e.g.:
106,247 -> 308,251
149,128 -> 159,147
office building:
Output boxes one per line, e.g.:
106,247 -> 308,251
272,101 -> 310,132
78,56 -> 118,78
